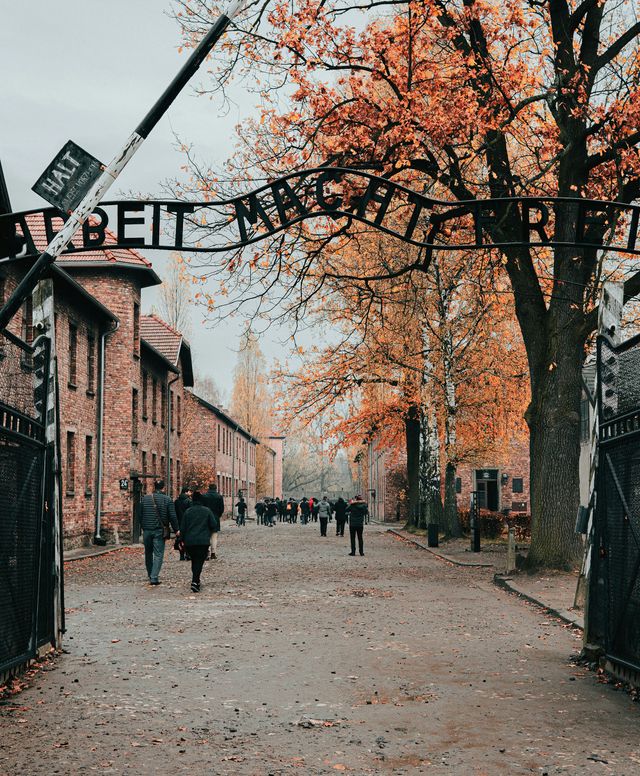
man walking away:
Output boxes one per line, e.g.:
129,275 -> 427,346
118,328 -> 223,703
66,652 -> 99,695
318,496 -> 332,537
180,491 -> 217,592
174,486 -> 192,560
201,482 -> 224,559
266,497 -> 277,527
256,498 -> 266,525
346,495 -> 368,556
236,495 -> 247,526
300,496 -> 310,525
312,498 -> 320,522
141,480 -> 179,585
334,496 -> 347,537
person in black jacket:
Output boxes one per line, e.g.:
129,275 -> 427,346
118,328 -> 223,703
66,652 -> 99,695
236,496 -> 247,526
265,498 -> 277,527
174,486 -> 192,560
181,491 -> 218,592
334,496 -> 347,537
201,483 -> 224,559
346,495 -> 368,556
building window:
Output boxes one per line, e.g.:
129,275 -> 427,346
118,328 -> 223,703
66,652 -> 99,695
177,395 -> 182,434
87,333 -> 95,394
169,458 -> 173,495
142,371 -> 148,420
141,450 -> 147,476
85,436 -> 93,496
217,425 -> 220,452
176,459 -> 181,491
132,388 -> 139,442
68,323 -> 78,386
21,297 -> 33,345
217,473 -> 221,492
66,431 -> 76,496
161,383 -> 167,428
133,302 -> 140,356
455,477 -> 462,494
152,377 -> 158,424
161,455 -> 166,484
512,478 -> 524,494
170,391 -> 174,432
152,453 -> 157,478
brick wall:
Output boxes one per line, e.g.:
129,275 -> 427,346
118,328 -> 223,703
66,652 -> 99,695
69,270 -> 141,542
55,289 -> 102,548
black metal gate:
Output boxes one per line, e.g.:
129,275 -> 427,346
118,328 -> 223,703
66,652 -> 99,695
0,328 -> 54,674
588,332 -> 640,672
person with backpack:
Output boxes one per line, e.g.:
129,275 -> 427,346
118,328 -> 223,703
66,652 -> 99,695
140,480 -> 179,585
334,496 -> 347,537
300,497 -> 310,525
317,496 -> 332,537
346,494 -> 368,556
180,491 -> 218,593
201,482 -> 224,559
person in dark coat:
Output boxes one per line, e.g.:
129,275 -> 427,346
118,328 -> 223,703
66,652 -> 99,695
201,483 -> 224,559
236,496 -> 247,526
299,497 -> 310,525
334,496 -> 347,537
266,498 -> 277,527
180,491 -> 218,592
174,486 -> 192,560
140,480 -> 179,585
255,499 -> 266,525
312,498 -> 320,522
346,495 -> 368,556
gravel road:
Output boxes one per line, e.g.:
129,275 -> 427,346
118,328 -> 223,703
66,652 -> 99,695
1,522 -> 639,775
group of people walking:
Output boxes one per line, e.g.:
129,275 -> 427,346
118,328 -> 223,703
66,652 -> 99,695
141,480 -> 224,593
255,494 -> 369,554
140,482 -> 370,593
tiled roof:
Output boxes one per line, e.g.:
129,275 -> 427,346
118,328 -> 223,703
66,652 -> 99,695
24,212 -> 154,271
140,314 -> 183,365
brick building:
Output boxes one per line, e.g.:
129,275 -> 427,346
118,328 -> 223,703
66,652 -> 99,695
181,392 -> 259,517
366,435 -> 530,522
3,214 -> 283,545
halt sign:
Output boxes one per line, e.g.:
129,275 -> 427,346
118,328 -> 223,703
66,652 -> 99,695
32,140 -> 103,213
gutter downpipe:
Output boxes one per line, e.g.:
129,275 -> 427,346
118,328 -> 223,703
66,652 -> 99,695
166,373 -> 180,495
94,320 -> 118,545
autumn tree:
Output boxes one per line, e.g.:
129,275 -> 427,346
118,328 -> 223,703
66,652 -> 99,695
175,0 -> 640,567
158,252 -> 192,335
230,328 -> 273,495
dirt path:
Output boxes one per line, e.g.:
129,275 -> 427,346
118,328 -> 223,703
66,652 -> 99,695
1,523 -> 639,775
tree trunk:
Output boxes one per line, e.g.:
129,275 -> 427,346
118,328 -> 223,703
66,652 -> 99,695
443,462 -> 461,538
525,343 -> 584,569
404,403 -> 420,528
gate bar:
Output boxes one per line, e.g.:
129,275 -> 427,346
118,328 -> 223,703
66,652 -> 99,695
0,0 -> 249,331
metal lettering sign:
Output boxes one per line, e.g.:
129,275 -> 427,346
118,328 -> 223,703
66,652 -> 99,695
119,478 -> 129,491
4,166 -> 640,258
32,140 -> 103,213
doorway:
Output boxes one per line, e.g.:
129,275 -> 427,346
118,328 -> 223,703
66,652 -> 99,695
475,469 -> 499,511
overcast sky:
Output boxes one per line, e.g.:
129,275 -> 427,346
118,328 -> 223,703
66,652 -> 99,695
1,0 -> 291,396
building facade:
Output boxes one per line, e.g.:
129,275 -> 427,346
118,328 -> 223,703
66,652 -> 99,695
3,213 -> 281,546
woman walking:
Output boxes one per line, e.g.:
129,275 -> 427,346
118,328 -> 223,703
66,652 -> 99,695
180,491 -> 218,592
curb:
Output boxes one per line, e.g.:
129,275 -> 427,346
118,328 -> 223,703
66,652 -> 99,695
64,545 -> 134,563
386,528 -> 494,568
493,574 -> 584,630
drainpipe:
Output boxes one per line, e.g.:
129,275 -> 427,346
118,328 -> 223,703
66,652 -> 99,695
166,373 -> 180,496
94,320 -> 119,545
